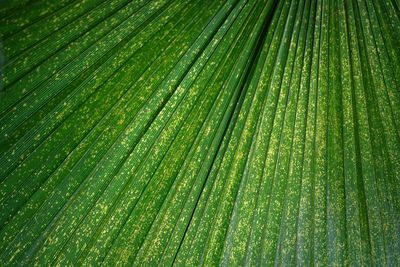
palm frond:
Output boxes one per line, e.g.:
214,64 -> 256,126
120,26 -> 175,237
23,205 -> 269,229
0,0 -> 399,265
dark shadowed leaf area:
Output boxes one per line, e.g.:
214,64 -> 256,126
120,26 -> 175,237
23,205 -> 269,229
0,0 -> 399,265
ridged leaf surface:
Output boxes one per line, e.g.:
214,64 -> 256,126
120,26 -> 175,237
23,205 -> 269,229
0,0 -> 399,265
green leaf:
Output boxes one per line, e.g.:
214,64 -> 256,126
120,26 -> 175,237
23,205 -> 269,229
0,0 -> 399,265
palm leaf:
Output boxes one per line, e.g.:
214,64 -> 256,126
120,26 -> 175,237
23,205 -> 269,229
0,0 -> 399,265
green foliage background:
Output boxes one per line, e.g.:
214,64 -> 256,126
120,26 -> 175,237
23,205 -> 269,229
0,0 -> 399,265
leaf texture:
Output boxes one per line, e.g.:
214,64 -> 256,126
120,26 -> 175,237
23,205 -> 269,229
0,0 -> 399,266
